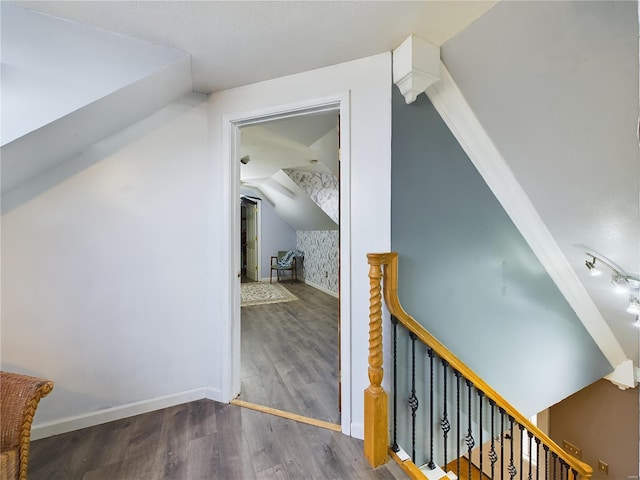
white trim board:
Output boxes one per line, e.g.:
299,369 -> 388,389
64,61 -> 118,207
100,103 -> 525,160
222,95 -> 353,435
425,63 -> 632,386
32,387 -> 214,440
208,53 -> 392,438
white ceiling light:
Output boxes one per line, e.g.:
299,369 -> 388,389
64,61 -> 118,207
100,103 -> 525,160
612,274 -> 631,294
627,297 -> 640,315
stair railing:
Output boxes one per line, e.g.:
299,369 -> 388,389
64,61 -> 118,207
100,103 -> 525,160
365,252 -> 593,480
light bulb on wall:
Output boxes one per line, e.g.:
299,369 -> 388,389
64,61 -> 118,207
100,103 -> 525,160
626,297 -> 640,315
612,275 -> 631,294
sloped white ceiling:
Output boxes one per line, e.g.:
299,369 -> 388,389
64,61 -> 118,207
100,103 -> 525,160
0,4 -> 192,194
240,112 -> 339,232
442,1 -> 640,366
1,3 -> 191,145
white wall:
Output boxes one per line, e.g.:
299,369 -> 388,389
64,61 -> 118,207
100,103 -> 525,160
1,94 -> 211,437
1,53 -> 392,441
207,53 -> 392,438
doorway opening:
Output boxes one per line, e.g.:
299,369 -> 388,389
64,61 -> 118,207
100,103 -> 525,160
233,106 -> 342,429
240,195 -> 259,282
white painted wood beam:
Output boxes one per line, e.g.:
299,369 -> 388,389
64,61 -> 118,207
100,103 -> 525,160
425,63 -> 635,389
392,35 -> 441,104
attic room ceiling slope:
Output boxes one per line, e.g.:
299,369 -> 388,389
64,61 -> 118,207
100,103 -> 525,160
0,4 -> 192,195
1,3 -> 192,145
441,1 -> 640,370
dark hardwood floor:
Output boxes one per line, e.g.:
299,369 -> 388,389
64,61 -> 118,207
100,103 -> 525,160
240,281 -> 339,425
29,399 -> 407,479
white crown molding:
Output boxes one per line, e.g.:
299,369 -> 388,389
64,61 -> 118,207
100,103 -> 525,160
424,63 -> 633,388
393,35 -> 440,104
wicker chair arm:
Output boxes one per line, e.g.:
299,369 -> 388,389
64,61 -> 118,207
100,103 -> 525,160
1,371 -> 53,480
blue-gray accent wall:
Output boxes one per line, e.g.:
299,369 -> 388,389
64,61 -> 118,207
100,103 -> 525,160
390,88 -> 611,415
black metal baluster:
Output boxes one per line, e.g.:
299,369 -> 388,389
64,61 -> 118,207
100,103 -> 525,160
489,400 -> 497,480
535,438 -> 541,480
508,416 -> 516,480
552,452 -> 558,480
455,370 -> 462,478
409,332 -> 419,462
478,391 -> 484,479
543,445 -> 549,480
518,424 -> 524,480
527,432 -> 533,480
391,316 -> 399,452
428,348 -> 436,469
441,359 -> 451,469
500,408 -> 505,480
571,469 -> 578,480
465,380 -> 475,480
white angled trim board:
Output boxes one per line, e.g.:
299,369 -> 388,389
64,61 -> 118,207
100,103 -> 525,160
425,62 -> 632,387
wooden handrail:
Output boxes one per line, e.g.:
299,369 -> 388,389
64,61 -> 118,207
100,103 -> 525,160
365,252 -> 593,479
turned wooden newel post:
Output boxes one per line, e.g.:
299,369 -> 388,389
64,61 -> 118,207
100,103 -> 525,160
364,253 -> 389,467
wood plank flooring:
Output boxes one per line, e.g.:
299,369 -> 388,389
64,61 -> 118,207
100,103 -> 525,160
29,399 -> 407,479
240,281 -> 339,425
28,282 -> 396,479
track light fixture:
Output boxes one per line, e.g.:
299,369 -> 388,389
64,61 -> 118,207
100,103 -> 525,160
584,253 -> 640,316
627,298 -> 640,316
585,255 -> 602,276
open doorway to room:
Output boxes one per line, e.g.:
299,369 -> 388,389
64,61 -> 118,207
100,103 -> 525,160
235,109 -> 341,428
240,196 -> 259,282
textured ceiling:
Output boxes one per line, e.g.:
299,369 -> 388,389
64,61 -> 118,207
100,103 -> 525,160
11,0 -> 497,93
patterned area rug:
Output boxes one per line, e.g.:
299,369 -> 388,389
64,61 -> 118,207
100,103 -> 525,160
241,282 -> 298,307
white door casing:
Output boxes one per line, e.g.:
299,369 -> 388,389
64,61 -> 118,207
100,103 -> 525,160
210,53 -> 392,438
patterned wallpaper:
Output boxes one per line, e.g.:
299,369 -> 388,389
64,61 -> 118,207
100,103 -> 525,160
296,230 -> 338,295
285,170 -> 339,224
285,169 -> 339,295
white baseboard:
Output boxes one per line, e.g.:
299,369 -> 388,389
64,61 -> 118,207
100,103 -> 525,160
350,421 -> 364,440
204,386 -> 223,402
302,279 -> 339,298
32,387 -> 208,440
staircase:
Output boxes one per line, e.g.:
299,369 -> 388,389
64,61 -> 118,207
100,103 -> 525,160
364,252 -> 593,480
445,457 -> 490,480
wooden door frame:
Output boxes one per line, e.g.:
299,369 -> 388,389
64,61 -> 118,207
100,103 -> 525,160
224,94 -> 352,434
